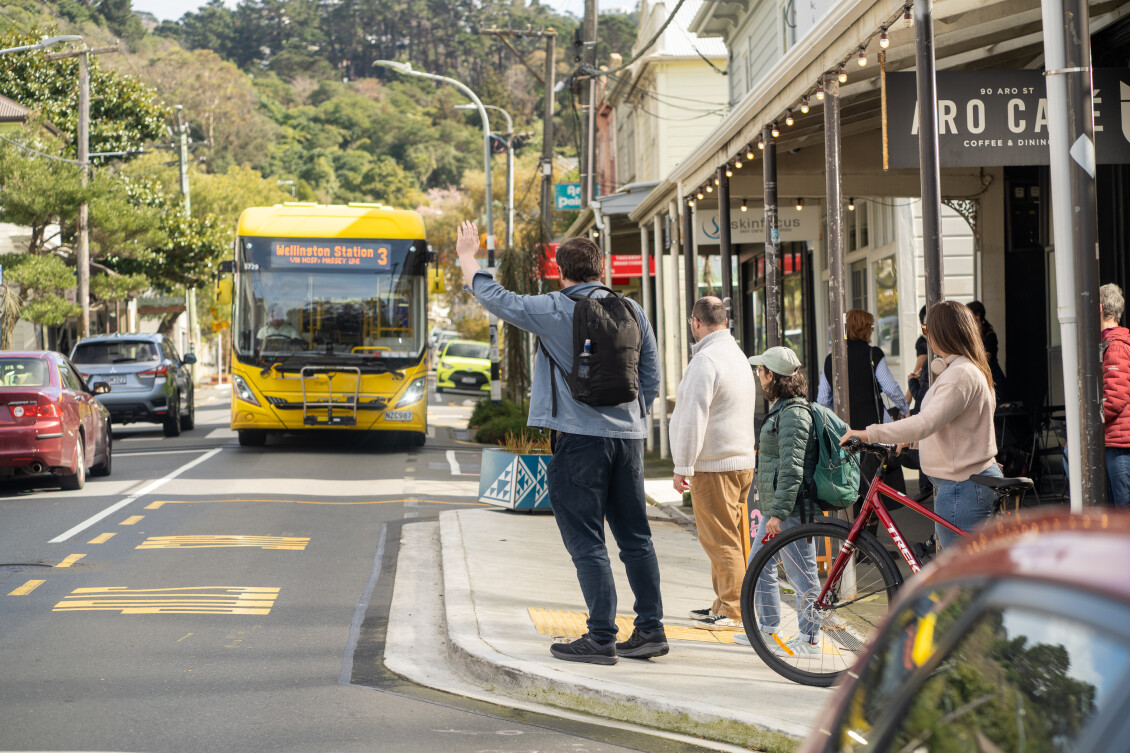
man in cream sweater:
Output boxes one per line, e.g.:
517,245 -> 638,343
670,297 -> 757,630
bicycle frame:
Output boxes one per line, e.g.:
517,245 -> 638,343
816,460 -> 965,609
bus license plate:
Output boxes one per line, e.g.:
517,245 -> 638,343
384,410 -> 413,422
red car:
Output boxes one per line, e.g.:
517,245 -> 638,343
797,509 -> 1130,753
0,351 -> 113,490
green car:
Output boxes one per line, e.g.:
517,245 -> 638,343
436,339 -> 491,393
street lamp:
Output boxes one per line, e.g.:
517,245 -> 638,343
375,60 -> 502,403
455,103 -> 514,251
0,35 -> 82,56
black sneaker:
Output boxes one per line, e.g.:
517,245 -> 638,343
616,627 -> 669,659
688,607 -> 711,619
550,634 -> 617,665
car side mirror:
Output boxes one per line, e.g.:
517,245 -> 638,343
184,353 -> 198,365
92,382 -> 111,395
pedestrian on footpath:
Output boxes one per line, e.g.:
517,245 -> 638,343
454,221 -> 667,665
740,346 -> 822,655
841,301 -> 1000,549
1100,283 -> 1130,506
669,296 -> 757,631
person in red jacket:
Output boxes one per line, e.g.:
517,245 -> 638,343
1101,283 -> 1130,506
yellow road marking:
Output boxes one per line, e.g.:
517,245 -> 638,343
56,554 -> 86,568
144,498 -> 488,507
177,633 -> 193,642
9,579 -> 45,595
88,532 -> 116,544
527,607 -> 743,645
137,535 -> 310,550
53,586 -> 280,615
120,516 -> 144,525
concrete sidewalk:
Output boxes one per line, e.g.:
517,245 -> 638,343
384,490 -> 832,752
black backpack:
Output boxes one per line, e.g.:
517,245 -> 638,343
539,285 -> 642,416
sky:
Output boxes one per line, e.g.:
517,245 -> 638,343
131,0 -> 635,22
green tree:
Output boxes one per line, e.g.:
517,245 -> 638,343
1,254 -> 80,348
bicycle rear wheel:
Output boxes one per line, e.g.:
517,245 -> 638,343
739,519 -> 902,687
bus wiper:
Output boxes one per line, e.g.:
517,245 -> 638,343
260,361 -> 283,377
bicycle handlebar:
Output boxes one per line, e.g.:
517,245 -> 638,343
842,437 -> 899,458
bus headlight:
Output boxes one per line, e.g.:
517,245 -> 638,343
396,377 -> 427,408
232,375 -> 261,406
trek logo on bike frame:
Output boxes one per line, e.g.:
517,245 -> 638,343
885,523 -> 922,573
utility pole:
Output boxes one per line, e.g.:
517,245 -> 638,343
541,31 -> 556,244
175,106 -> 200,381
1042,0 -> 1105,509
582,0 -> 598,206
47,44 -> 118,340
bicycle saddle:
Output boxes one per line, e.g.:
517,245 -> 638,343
971,474 -> 1034,492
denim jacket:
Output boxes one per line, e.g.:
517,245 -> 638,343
469,271 -> 660,438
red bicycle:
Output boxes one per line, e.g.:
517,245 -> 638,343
739,438 -> 1032,686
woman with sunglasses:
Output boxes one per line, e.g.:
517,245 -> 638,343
840,301 -> 1001,549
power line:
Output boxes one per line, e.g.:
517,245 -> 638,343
579,0 -> 690,79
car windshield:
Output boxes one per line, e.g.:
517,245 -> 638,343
233,236 -> 427,369
445,342 -> 489,359
0,358 -> 48,387
73,341 -> 160,365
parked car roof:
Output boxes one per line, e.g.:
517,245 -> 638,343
74,333 -> 164,343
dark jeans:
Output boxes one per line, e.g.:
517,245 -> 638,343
546,432 -> 663,643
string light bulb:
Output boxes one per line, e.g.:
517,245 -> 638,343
697,189 -> 704,200
785,109 -> 794,127
879,27 -> 890,49
800,96 -> 810,114
725,165 -> 733,177
848,197 -> 856,211
771,121 -> 780,138
740,199 -> 748,213
838,66 -> 848,83
796,197 -> 805,212
857,46 -> 868,67
746,146 -> 755,160
816,82 -> 825,100
705,184 -> 713,193
904,5 -> 912,28
757,137 -> 765,150
734,158 -> 743,169
714,176 -> 720,185
688,199 -> 695,208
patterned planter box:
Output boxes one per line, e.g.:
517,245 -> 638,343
478,448 -> 552,510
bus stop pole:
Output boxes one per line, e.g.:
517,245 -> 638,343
824,75 -> 849,422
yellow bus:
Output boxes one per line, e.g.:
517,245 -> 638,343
220,203 -> 431,447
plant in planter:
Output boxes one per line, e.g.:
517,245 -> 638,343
478,430 -> 552,510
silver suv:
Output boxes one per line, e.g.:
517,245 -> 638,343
71,334 -> 196,437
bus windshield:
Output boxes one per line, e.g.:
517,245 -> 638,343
233,236 -> 427,369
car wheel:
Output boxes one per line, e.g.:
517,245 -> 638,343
180,390 -> 195,431
91,423 -> 112,477
238,429 -> 267,447
60,436 -> 86,491
163,394 -> 182,437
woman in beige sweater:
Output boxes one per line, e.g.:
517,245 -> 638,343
840,301 -> 1000,549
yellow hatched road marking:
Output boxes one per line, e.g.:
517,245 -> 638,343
145,498 -> 487,507
120,516 -> 144,525
53,586 -> 280,615
9,579 -> 45,595
137,535 -> 310,550
55,554 -> 86,568
527,607 -> 744,645
88,532 -> 116,544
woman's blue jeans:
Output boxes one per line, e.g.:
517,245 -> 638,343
927,464 -> 1003,550
748,513 -> 821,642
1107,448 -> 1130,507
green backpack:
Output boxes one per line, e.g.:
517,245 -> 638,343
804,402 -> 861,508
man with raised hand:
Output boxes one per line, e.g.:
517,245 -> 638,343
454,220 -> 666,664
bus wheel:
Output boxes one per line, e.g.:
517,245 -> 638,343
239,429 -> 267,447
412,432 -> 426,447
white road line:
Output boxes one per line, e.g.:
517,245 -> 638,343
49,448 -> 223,543
116,449 -> 222,457
445,449 -> 461,476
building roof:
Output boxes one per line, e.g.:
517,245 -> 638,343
656,0 -> 728,59
0,94 -> 32,124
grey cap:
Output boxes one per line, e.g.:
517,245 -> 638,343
748,346 -> 802,376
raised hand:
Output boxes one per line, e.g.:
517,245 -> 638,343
455,220 -> 480,261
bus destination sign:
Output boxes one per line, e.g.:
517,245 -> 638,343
270,240 -> 391,270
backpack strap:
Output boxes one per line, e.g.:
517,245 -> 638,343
537,337 -> 562,418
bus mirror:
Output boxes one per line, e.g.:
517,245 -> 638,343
216,278 -> 233,306
218,260 -> 235,274
428,267 -> 445,294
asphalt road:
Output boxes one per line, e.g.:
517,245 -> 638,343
0,383 -> 711,753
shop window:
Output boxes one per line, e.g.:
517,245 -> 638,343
858,201 -> 869,248
846,208 -> 858,253
850,259 -> 868,312
875,255 -> 898,356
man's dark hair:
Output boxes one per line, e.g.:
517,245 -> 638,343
555,237 -> 603,282
691,297 -> 726,327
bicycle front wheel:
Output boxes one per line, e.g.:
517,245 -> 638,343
739,520 -> 902,687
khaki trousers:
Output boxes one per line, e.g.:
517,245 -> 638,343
689,469 -> 754,620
